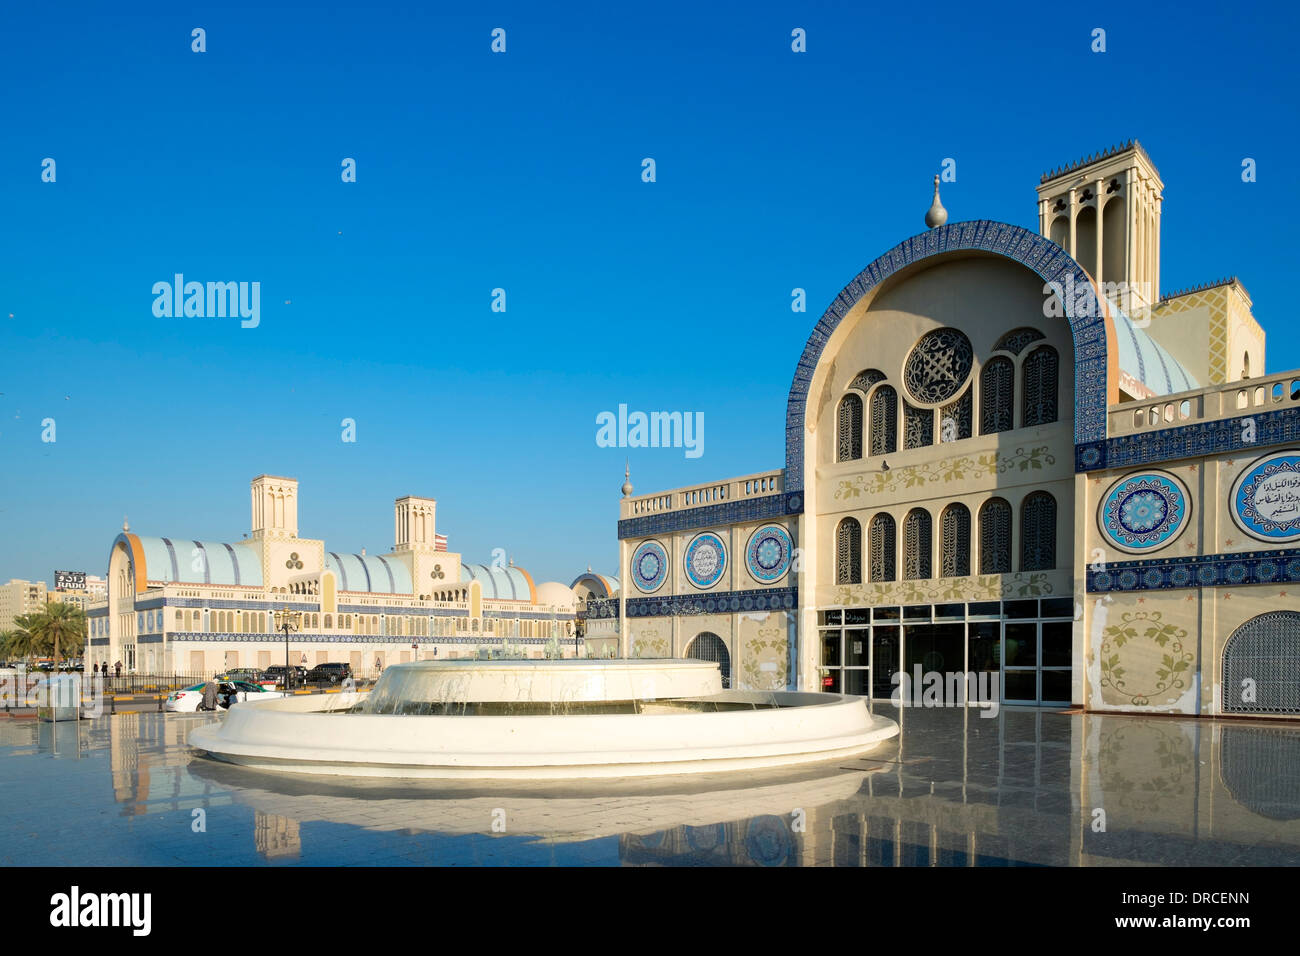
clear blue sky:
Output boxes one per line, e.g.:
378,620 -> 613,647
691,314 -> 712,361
2,0 -> 1296,586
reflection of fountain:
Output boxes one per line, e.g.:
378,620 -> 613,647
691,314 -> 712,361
190,659 -> 898,779
187,756 -> 874,844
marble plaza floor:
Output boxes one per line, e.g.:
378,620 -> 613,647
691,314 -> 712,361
1,705 -> 1298,866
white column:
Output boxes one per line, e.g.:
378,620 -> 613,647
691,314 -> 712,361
618,538 -> 628,658
1067,188 -> 1078,257
1153,195 -> 1162,301
1093,178 -> 1105,287
1124,168 -> 1137,291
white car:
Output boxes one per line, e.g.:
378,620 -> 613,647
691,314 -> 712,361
165,680 -> 285,713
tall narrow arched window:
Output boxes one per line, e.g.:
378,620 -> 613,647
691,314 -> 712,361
903,509 -> 932,579
939,390 -> 972,442
869,514 -> 897,582
979,498 -> 1012,575
1023,346 -> 1060,426
837,394 -> 863,462
870,386 -> 898,455
836,517 -> 861,584
903,401 -> 933,449
980,357 -> 1015,434
940,503 -> 971,577
1021,491 -> 1057,571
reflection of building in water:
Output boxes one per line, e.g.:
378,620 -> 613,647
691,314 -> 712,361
591,142 -> 1300,720
254,812 -> 301,861
86,478 -> 602,677
107,713 -> 222,817
622,708 -> 1300,866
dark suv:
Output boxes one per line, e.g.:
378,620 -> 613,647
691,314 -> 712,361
306,662 -> 353,685
264,665 -> 309,688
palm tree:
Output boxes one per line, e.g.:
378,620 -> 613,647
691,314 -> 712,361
1,624 -> 39,663
15,603 -> 87,669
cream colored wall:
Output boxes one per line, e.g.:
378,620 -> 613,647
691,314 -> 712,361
1145,300 -> 1212,387
806,255 -> 1076,612
1079,445 -> 1300,717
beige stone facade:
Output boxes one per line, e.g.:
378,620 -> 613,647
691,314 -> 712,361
85,476 -> 590,677
598,142 -> 1300,718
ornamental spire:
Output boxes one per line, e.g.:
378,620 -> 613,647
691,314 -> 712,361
925,174 -> 947,228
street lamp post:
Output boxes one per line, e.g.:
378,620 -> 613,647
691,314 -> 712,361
273,607 -> 303,692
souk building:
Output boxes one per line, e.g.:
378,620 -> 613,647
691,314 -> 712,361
85,476 -> 585,677
588,141 -> 1300,718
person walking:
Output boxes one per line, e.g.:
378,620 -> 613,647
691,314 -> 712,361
114,661 -> 122,678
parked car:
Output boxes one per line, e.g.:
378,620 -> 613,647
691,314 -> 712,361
216,667 -> 267,683
264,665 -> 309,688
306,662 -> 353,685
165,680 -> 285,713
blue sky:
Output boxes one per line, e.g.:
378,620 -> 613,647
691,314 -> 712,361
2,0 -> 1297,586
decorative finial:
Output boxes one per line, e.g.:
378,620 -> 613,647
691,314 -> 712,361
621,459 -> 633,497
587,564 -> 592,573
123,515 -> 129,532
925,174 -> 947,228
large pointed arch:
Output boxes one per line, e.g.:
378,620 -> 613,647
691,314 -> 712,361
782,220 -> 1119,508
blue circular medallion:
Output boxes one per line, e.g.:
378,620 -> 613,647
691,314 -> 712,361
1100,472 -> 1189,553
1231,452 -> 1300,543
684,532 -> 727,589
631,540 -> 668,593
746,524 -> 793,583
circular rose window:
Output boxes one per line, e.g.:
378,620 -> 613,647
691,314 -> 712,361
903,328 -> 974,405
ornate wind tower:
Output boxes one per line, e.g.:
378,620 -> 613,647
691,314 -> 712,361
1037,140 -> 1163,314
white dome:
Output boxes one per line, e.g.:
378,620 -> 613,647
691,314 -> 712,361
535,581 -> 578,610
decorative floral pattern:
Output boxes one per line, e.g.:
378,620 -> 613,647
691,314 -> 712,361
684,532 -> 727,589
1097,610 -> 1194,707
828,570 -> 1060,606
903,328 -> 974,405
1100,472 -> 1189,553
745,524 -> 793,583
1232,452 -> 1300,542
631,540 -> 668,593
833,446 -> 1057,500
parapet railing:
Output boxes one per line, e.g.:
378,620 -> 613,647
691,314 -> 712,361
1108,370 -> 1300,437
622,470 -> 783,518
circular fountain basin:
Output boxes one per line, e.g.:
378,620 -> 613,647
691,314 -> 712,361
364,658 -> 724,710
189,659 -> 898,779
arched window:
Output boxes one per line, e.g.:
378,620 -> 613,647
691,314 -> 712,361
870,386 -> 898,455
835,518 -> 861,584
1021,491 -> 1057,571
993,327 -> 1045,355
980,357 -> 1015,434
685,632 -> 732,689
837,394 -> 863,462
940,503 -> 972,577
939,390 -> 972,442
869,514 -> 896,582
979,498 -> 1012,574
903,509 -> 932,579
903,401 -> 933,449
1222,611 -> 1300,715
1023,346 -> 1059,426
324,614 -> 332,629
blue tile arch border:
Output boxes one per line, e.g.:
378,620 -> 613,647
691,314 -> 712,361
1076,405 -> 1300,473
782,221 -> 1112,495
1087,548 -> 1300,593
585,586 -> 798,619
